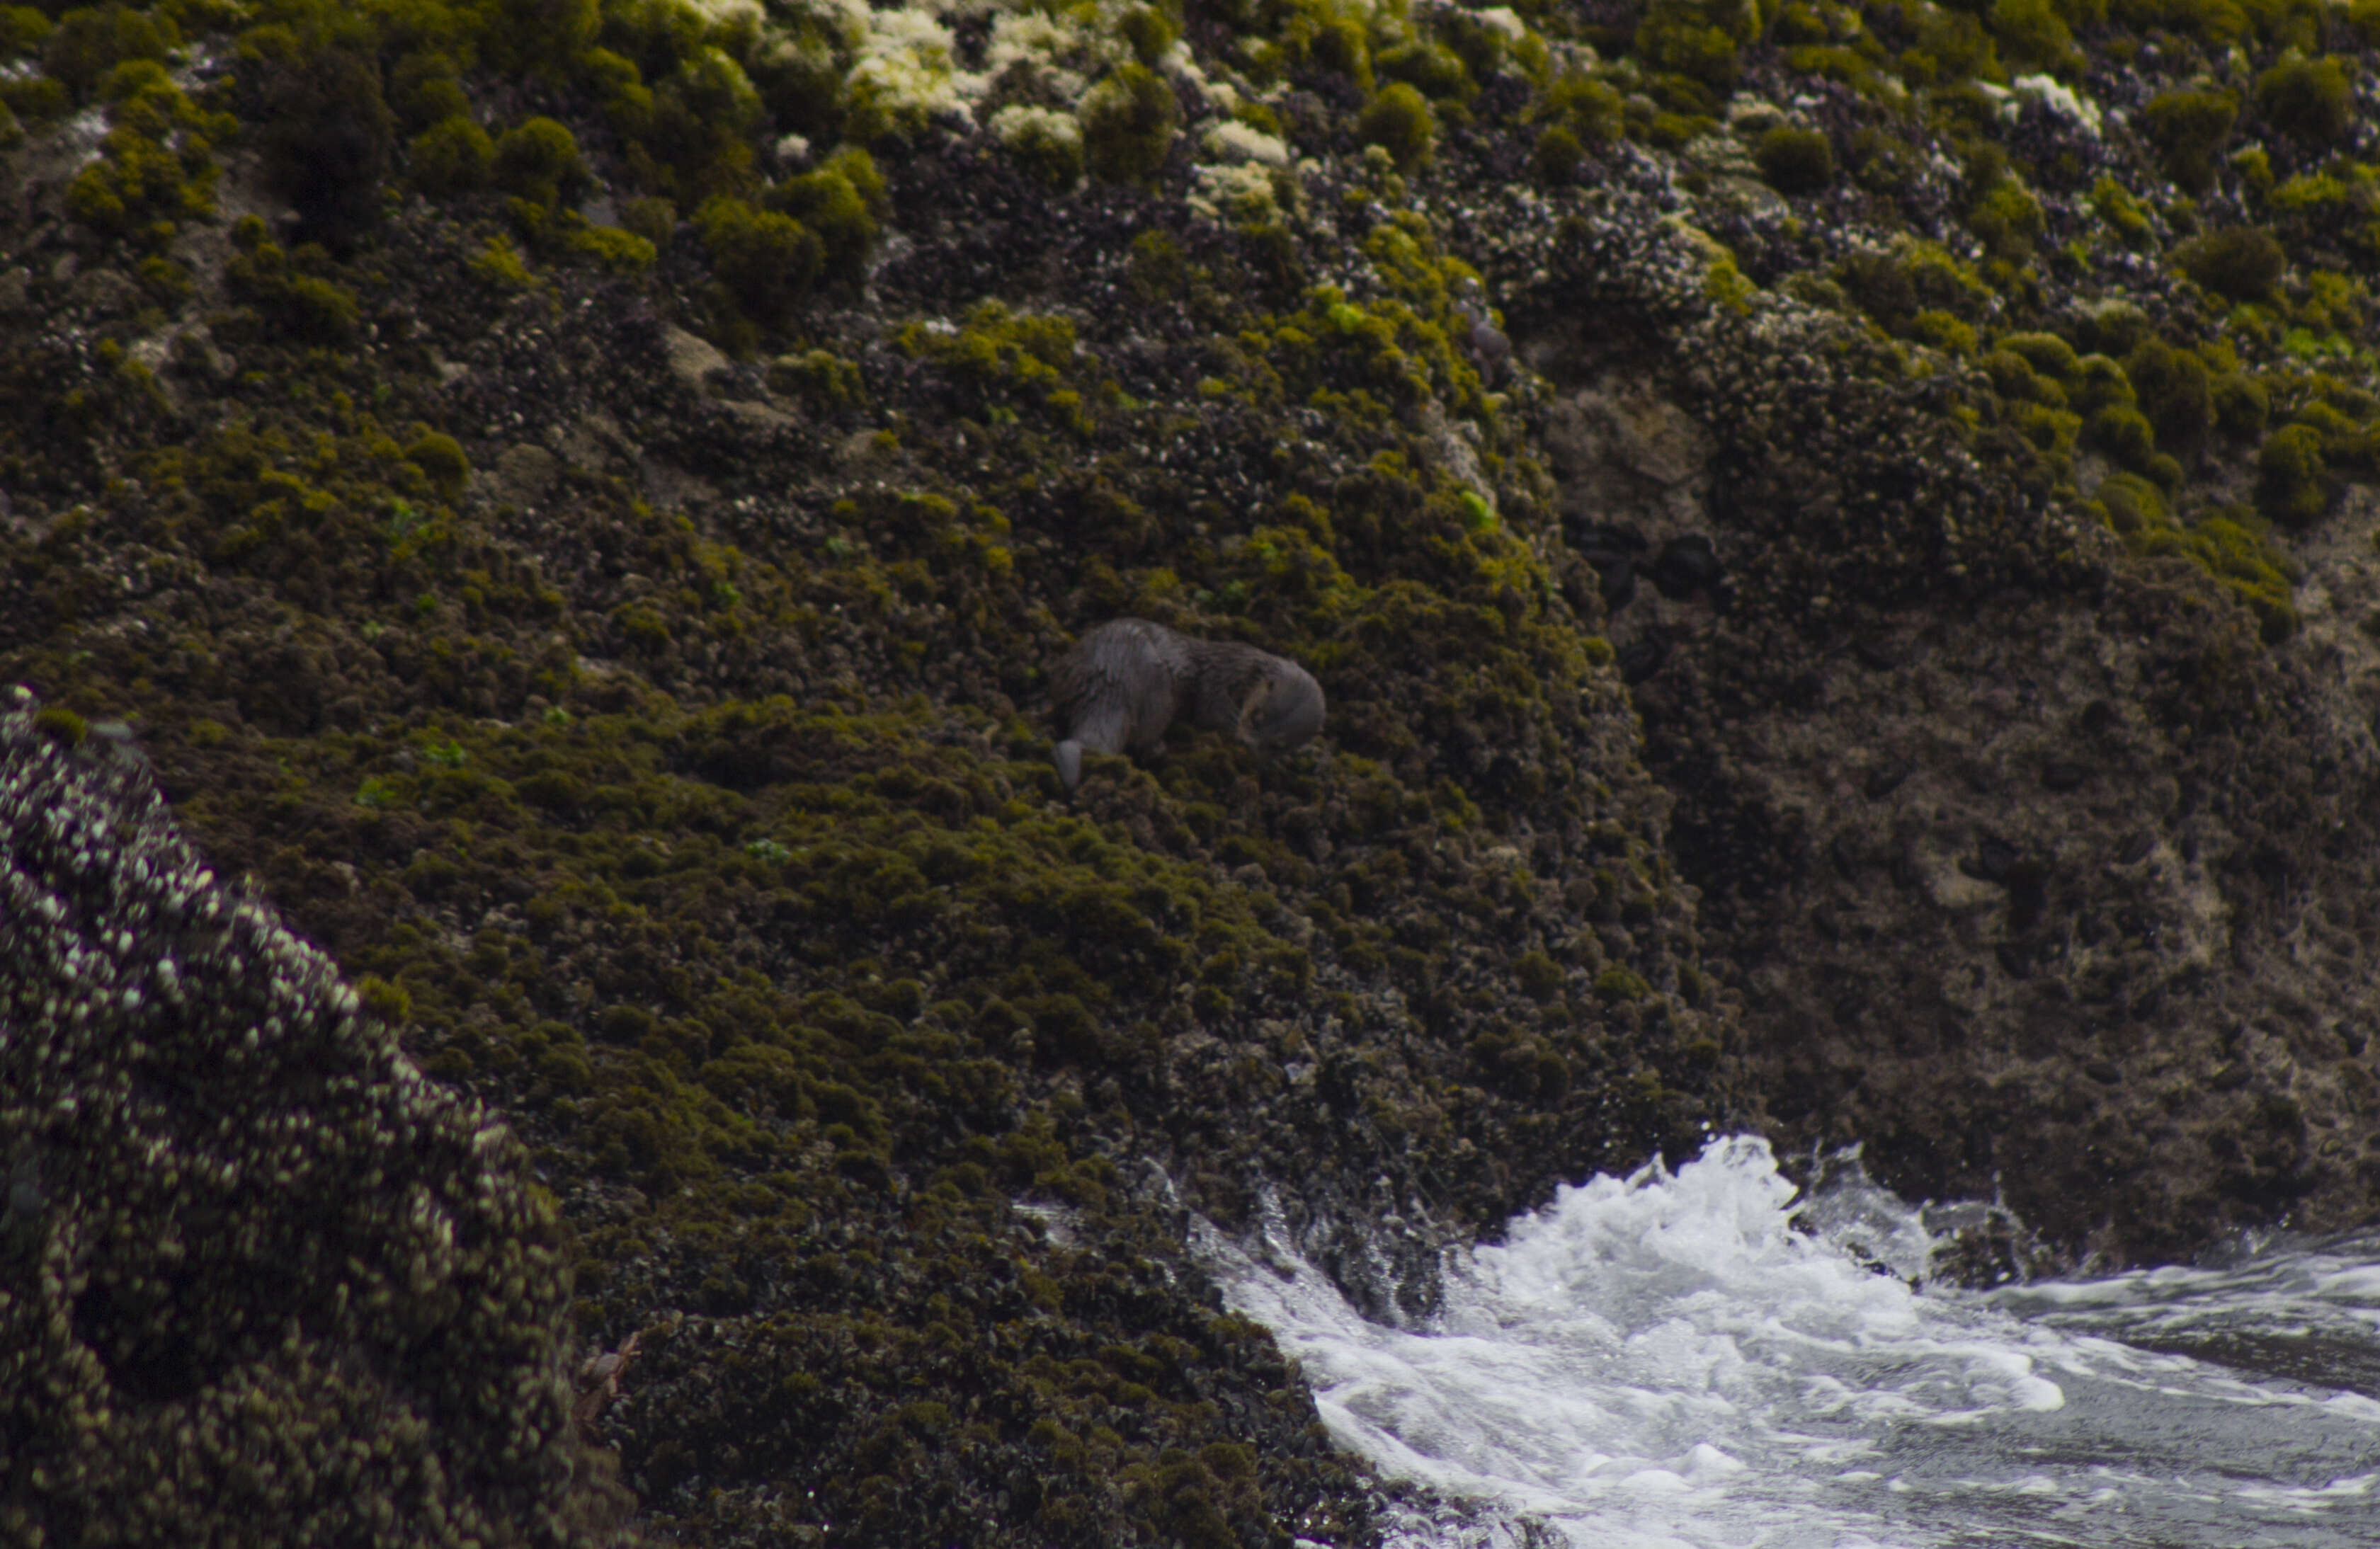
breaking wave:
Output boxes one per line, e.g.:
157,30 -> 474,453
1208,1136 -> 2380,1549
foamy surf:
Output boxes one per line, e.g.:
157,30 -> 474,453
1207,1136 -> 2380,1549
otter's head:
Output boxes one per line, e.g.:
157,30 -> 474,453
1239,662 -> 1326,757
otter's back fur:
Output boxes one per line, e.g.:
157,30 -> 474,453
1050,619 -> 1324,789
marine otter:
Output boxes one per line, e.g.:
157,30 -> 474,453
1453,277 -> 1510,386
1050,619 -> 1326,790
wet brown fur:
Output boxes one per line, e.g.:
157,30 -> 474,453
1050,619 -> 1326,789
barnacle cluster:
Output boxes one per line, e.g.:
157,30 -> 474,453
0,699 -> 621,1543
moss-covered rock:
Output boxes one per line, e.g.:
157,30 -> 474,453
2141,88 -> 2236,194
1081,64 -> 1178,183
2257,421 -> 2330,525
244,32 -> 396,248
13,0 -> 2380,1534
1356,81 -> 1434,171
0,16 -> 1741,1532
2176,226 -> 2284,302
411,113 -> 495,195
0,700 -> 624,1544
2253,53 -> 2356,145
494,116 -> 589,210
1754,125 -> 1834,193
695,195 -> 822,326
1634,0 -> 1758,93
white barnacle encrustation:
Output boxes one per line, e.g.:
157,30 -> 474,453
0,699 -> 577,1516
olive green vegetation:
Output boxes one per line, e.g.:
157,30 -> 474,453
1001,106 -> 1088,187
1527,72 -> 1622,182
412,113 -> 496,196
2255,53 -> 2355,145
1450,0 -> 2380,639
0,2 -> 1734,1545
2177,227 -> 2285,303
2,244 -> 1715,1534
10,0 -> 2380,1538
2142,89 -> 2237,194
1082,64 -> 1182,183
1356,81 -> 1435,171
1636,0 -> 1761,93
1755,125 -> 1835,193
695,194 -> 822,325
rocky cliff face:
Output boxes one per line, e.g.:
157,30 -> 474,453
4,0 -> 2380,1541
0,702 -> 622,1544
1539,326 -> 2380,1268
1494,238 -> 2380,1264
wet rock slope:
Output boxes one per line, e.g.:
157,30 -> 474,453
3,0 -> 2380,1541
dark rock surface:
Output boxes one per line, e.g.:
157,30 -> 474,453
1493,241 -> 2380,1260
0,701 -> 623,1544
4,0 -> 2380,1542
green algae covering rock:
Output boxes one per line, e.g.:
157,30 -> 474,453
0,699 -> 624,1545
12,0 -> 2380,1536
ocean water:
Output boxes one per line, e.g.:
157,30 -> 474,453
1206,1136 -> 2380,1549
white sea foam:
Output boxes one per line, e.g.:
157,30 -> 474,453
1207,1136 -> 2380,1549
